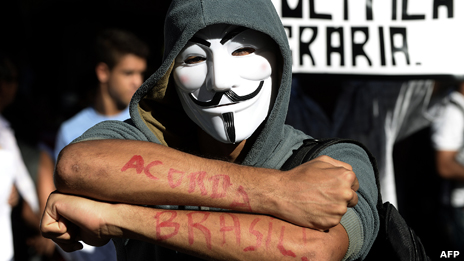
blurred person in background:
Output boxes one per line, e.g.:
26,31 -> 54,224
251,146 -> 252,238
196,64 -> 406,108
286,77 -> 448,208
53,28 -> 149,160
0,54 -> 40,261
431,82 -> 464,254
33,142 -> 62,260
36,28 -> 149,261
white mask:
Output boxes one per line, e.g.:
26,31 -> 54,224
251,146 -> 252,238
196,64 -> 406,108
173,24 -> 278,144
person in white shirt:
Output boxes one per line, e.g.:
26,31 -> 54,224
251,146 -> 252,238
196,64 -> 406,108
431,84 -> 464,253
0,55 -> 39,261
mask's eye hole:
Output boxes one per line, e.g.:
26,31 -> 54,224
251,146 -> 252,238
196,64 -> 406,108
232,47 -> 255,56
184,56 -> 206,64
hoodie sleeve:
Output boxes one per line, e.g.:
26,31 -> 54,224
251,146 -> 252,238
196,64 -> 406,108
318,143 -> 380,261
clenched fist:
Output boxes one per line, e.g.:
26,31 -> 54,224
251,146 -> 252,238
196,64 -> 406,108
40,192 -> 117,252
260,155 -> 359,230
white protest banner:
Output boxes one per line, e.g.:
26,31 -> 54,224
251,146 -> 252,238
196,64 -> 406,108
272,0 -> 464,78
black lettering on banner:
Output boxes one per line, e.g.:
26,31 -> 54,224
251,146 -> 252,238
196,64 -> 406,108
343,0 -> 348,20
284,26 -> 293,62
282,0 -> 333,20
282,0 -> 303,18
326,27 -> 345,66
392,0 -> 398,20
310,0 -> 332,19
433,0 -> 453,18
402,0 -> 425,20
280,0 -> 457,72
284,26 -> 292,38
366,0 -> 374,20
344,0 -> 374,21
351,27 -> 372,66
299,26 -> 318,66
379,27 -> 387,66
389,27 -> 410,65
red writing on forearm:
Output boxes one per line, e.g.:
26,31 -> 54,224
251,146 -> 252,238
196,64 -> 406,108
190,171 -> 209,195
153,212 -> 305,259
154,211 -> 180,240
230,186 -> 252,212
144,160 -> 162,180
187,171 -> 207,194
187,212 -> 212,250
243,218 -> 263,252
121,155 -> 162,180
219,213 -> 241,246
197,171 -> 208,195
210,175 -> 232,199
121,155 -> 144,173
121,155 -> 253,212
168,168 -> 185,188
265,218 -> 274,249
277,226 -> 296,257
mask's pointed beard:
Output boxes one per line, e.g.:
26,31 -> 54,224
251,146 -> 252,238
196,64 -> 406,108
222,112 -> 236,144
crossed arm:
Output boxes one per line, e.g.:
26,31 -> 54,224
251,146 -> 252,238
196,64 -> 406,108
435,150 -> 464,182
41,139 -> 359,260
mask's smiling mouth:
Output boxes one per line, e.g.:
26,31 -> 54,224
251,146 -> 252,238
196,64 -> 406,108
188,81 -> 264,108
212,102 -> 239,108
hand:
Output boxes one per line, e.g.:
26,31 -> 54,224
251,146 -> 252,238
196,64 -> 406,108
265,155 -> 359,231
40,192 -> 116,252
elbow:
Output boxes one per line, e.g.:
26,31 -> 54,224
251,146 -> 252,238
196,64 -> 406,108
54,143 -> 86,193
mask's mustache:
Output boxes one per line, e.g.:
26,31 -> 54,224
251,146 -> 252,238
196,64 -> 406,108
189,81 -> 264,107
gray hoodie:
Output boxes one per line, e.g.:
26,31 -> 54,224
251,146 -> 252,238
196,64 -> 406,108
75,0 -> 379,260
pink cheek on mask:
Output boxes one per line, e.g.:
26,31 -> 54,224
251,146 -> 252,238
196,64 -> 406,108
239,58 -> 272,81
261,63 -> 269,71
180,75 -> 190,85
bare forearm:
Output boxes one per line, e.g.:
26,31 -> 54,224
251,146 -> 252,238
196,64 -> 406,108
41,193 -> 348,260
56,139 -> 359,231
436,150 -> 464,182
441,163 -> 464,182
110,204 -> 348,261
55,139 -> 277,214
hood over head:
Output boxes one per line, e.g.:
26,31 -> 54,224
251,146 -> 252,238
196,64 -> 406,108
130,0 -> 305,167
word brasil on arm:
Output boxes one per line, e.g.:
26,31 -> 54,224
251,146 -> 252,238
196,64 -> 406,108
120,155 -> 252,211
154,210 -> 311,259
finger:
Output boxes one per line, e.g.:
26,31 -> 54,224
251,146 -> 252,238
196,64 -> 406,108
347,190 -> 359,207
340,169 -> 359,191
351,175 -> 359,191
42,215 -> 80,243
52,225 -> 82,251
41,213 -> 68,237
314,155 -> 353,171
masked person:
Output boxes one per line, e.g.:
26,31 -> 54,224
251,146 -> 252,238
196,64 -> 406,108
41,1 -> 379,260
